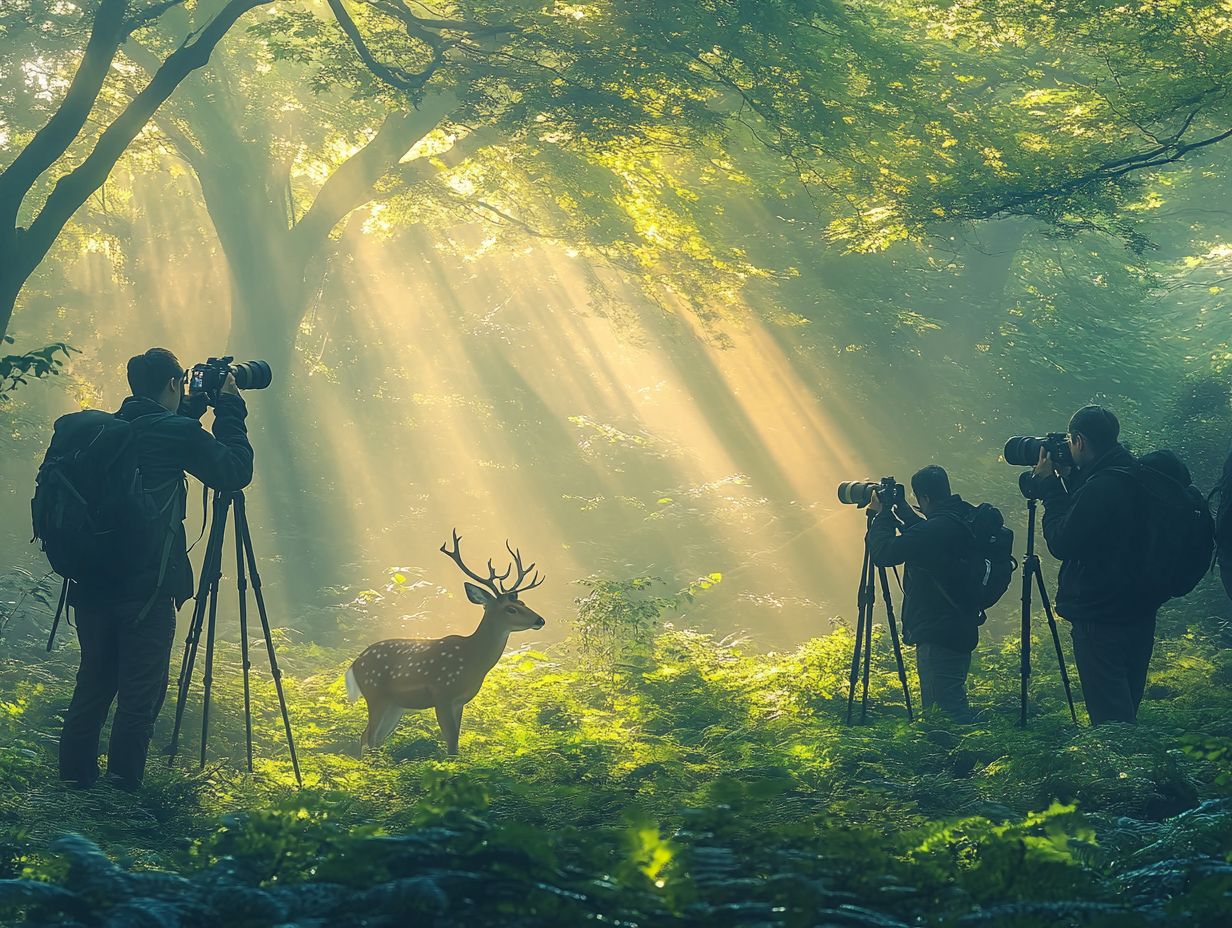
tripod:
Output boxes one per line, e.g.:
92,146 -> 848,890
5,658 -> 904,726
1018,492 -> 1078,727
167,490 -> 302,785
847,512 -> 914,724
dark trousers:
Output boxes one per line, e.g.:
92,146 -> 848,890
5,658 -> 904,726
916,642 -> 975,722
59,598 -> 177,787
1070,619 -> 1156,725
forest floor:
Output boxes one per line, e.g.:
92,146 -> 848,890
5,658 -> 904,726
0,616 -> 1229,927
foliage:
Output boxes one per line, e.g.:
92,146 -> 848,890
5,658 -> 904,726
0,611 -> 1230,926
0,338 -> 75,398
573,573 -> 723,673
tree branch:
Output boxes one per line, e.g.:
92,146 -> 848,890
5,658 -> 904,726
0,0 -> 130,228
123,0 -> 187,38
990,126 -> 1232,219
152,111 -> 205,166
364,0 -> 519,41
289,89 -> 460,254
389,124 -> 496,187
16,0 -> 272,277
326,0 -> 446,93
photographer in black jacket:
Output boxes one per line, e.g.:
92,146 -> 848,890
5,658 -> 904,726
867,465 -> 981,722
59,348 -> 254,790
1031,405 -> 1154,725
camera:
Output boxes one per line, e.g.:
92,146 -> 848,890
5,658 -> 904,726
1003,433 -> 1073,468
189,357 -> 272,399
838,476 -> 902,508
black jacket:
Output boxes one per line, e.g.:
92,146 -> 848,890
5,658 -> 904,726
69,394 -> 254,609
866,494 -> 982,652
1038,443 -> 1155,625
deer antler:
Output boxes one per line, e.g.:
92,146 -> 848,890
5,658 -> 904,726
440,529 -> 505,597
500,540 -> 545,595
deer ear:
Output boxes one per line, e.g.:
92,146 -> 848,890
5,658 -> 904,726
464,582 -> 494,605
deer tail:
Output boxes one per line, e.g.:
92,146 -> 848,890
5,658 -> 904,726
344,665 -> 361,702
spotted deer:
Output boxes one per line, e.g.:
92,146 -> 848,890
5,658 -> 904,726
345,530 -> 546,755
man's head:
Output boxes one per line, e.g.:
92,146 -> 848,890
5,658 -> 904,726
1067,405 -> 1119,469
911,464 -> 951,516
127,348 -> 183,412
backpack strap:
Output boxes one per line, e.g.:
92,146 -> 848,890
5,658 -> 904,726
132,527 -> 176,625
122,410 -> 183,627
916,566 -> 982,621
912,511 -> 984,623
923,509 -> 981,561
45,577 -> 70,652
187,481 -> 207,555
130,475 -> 186,626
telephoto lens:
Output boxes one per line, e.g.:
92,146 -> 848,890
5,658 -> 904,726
1004,433 -> 1072,468
837,480 -> 878,507
230,360 -> 272,391
1004,436 -> 1045,467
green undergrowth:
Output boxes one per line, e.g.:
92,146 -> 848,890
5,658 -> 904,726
0,620 -> 1230,926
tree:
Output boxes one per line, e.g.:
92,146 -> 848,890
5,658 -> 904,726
0,0 -> 277,340
8,2 -> 1232,346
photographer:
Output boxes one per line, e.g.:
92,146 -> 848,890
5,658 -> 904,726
58,348 -> 254,790
867,466 -> 981,722
1030,405 -> 1154,725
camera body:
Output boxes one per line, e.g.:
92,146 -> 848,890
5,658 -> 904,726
188,357 -> 232,397
1004,433 -> 1073,469
188,357 -> 272,402
838,475 -> 902,508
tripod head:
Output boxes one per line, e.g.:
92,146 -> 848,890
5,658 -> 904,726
1019,467 -> 1071,501
1019,470 -> 1042,501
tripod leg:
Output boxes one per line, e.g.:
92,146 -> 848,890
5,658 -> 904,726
235,513 -> 254,773
168,493 -> 229,765
878,567 -> 914,721
860,561 -> 875,724
198,515 -> 227,770
846,545 -> 872,725
1019,555 -> 1033,729
236,496 -> 302,786
1034,565 -> 1078,724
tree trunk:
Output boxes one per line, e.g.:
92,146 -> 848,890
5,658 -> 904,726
0,222 -> 24,337
193,169 -> 335,595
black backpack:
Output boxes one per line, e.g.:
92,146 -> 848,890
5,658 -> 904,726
1114,451 -> 1215,605
31,409 -> 174,586
965,503 -> 1017,612
930,503 -> 1017,621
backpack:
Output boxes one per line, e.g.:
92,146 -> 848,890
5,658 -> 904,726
965,503 -> 1017,612
1114,451 -> 1215,605
929,503 -> 1017,622
31,409 -> 175,586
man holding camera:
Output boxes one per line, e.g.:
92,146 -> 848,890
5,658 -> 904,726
1031,405 -> 1155,725
867,465 -> 982,722
58,348 -> 254,790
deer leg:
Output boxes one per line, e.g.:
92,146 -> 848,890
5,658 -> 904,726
361,698 -> 383,756
435,703 -> 460,756
371,705 -> 405,748
363,699 -> 404,753
453,701 -> 465,749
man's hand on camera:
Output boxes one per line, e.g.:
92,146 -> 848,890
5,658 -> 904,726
178,391 -> 208,420
867,492 -> 883,514
220,372 -> 239,397
1032,446 -> 1055,479
1033,446 -> 1071,480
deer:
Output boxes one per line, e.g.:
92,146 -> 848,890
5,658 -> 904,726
345,530 -> 547,756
